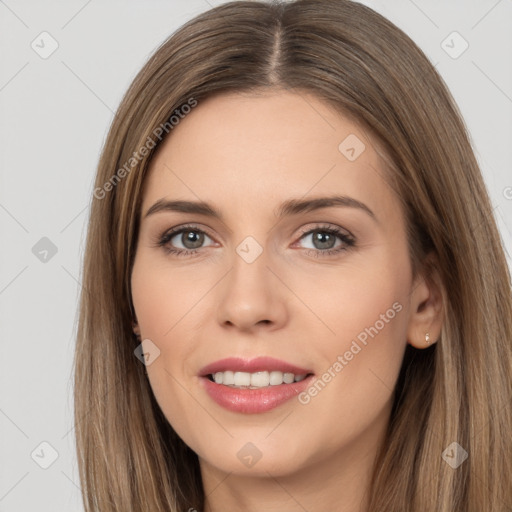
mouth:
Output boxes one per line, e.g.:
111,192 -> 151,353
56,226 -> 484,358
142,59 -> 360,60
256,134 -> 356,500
205,370 -> 312,388
198,357 -> 315,413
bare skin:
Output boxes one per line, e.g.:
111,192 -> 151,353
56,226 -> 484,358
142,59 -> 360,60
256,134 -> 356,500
131,90 -> 443,512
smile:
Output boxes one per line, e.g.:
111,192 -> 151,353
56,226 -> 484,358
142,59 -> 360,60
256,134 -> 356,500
208,370 -> 308,388
199,357 -> 315,414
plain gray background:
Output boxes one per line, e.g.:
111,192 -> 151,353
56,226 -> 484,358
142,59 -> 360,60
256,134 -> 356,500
1,0 -> 511,510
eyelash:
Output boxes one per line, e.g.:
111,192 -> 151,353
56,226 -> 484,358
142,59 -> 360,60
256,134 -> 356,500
155,223 -> 355,258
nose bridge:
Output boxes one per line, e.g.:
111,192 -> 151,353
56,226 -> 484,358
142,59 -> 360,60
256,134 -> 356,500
216,235 -> 287,330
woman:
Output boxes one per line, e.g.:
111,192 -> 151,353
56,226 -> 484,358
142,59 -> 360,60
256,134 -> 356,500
74,1 -> 512,510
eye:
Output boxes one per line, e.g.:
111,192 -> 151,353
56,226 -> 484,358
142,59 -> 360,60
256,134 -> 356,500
155,223 -> 355,258
156,224 -> 216,256
295,225 -> 355,257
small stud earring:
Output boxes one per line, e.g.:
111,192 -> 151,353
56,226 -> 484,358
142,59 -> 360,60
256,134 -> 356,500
425,332 -> 430,344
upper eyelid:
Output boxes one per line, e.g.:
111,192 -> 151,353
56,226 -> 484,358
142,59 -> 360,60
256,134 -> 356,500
162,223 -> 216,240
296,224 -> 352,237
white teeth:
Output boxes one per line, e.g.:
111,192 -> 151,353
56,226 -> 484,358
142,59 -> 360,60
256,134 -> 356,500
234,371 -> 251,386
283,373 -> 294,384
223,370 -> 234,385
251,371 -> 270,387
269,371 -> 284,385
210,370 -> 309,388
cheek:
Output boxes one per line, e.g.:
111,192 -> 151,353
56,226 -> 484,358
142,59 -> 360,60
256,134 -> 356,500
288,245 -> 410,410
131,259 -> 204,447
290,249 -> 410,356
289,251 -> 410,443
131,256 -> 207,341
130,261 -> 200,389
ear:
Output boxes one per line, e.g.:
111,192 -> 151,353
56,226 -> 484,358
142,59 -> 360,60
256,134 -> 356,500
406,253 -> 444,349
132,318 -> 141,338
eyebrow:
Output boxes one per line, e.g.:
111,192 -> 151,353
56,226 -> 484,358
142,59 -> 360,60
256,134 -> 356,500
143,195 -> 376,222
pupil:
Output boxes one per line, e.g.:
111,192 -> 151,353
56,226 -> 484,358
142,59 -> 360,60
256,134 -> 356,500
183,231 -> 204,249
314,231 -> 335,250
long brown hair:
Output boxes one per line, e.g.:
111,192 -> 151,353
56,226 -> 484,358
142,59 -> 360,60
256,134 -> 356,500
74,1 -> 512,510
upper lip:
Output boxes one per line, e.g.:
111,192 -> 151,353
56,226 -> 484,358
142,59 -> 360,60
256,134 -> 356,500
199,357 -> 313,377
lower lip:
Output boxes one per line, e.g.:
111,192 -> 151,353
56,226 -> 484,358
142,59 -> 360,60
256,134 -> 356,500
200,375 -> 315,414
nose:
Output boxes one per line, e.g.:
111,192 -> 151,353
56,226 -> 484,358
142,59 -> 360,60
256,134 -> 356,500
216,245 -> 289,333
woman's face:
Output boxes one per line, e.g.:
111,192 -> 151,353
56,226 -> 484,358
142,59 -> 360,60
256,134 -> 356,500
131,90 -> 419,481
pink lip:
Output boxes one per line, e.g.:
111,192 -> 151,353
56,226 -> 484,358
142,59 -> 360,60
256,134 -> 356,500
199,356 -> 312,376
198,357 -> 315,414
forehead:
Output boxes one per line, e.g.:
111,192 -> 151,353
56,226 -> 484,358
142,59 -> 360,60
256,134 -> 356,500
142,91 -> 397,222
